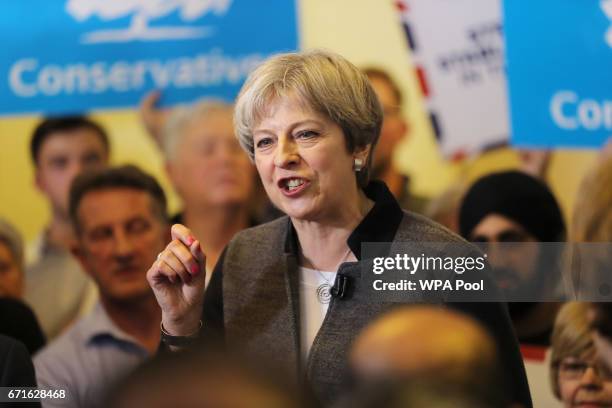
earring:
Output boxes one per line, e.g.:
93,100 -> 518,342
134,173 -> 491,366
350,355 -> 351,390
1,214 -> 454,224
354,158 -> 364,172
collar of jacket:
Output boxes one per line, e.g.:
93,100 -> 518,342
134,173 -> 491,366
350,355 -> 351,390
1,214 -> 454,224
282,180 -> 404,259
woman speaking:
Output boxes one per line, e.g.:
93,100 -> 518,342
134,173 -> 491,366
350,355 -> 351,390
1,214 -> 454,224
147,50 -> 531,406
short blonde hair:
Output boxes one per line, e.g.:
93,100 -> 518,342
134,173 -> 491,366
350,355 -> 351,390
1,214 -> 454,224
571,156 -> 612,242
162,100 -> 234,162
234,49 -> 383,188
549,302 -> 593,398
566,157 -> 611,293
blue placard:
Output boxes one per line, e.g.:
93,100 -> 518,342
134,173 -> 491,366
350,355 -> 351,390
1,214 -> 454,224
504,0 -> 611,148
0,1 -> 299,116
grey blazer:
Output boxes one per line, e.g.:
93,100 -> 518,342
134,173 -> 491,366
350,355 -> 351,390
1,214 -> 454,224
201,182 -> 532,407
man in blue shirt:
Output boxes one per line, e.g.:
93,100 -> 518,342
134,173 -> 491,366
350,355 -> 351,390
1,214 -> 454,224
34,165 -> 169,408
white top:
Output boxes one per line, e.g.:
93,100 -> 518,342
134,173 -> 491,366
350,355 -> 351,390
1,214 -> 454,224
298,266 -> 337,360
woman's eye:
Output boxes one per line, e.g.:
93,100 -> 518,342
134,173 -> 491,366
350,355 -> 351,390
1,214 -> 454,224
256,138 -> 273,148
565,363 -> 585,371
296,130 -> 318,139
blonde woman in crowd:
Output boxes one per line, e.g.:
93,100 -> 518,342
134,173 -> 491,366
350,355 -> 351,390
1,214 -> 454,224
571,155 -> 612,244
564,154 -> 611,301
571,155 -> 612,374
550,302 -> 612,407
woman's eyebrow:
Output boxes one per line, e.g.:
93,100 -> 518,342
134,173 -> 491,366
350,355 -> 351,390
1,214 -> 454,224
292,119 -> 325,128
254,119 -> 325,135
252,128 -> 276,136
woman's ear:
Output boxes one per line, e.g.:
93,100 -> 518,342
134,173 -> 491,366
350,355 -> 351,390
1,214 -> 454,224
354,144 -> 372,167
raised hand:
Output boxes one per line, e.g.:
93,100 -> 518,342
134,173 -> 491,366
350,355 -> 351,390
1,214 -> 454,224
147,224 -> 206,336
518,149 -> 551,179
139,90 -> 170,148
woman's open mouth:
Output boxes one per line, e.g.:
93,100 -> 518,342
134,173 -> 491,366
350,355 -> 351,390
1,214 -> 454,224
278,177 -> 310,196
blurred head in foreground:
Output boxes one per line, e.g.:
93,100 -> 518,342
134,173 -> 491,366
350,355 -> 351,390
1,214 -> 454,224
349,306 -> 503,406
550,302 -> 612,407
345,379 -> 496,408
107,350 -> 302,408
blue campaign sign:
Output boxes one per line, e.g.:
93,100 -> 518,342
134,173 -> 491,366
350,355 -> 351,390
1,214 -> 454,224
0,1 -> 299,116
504,0 -> 611,148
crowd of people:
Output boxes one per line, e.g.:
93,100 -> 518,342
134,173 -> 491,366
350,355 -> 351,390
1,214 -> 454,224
0,49 -> 610,408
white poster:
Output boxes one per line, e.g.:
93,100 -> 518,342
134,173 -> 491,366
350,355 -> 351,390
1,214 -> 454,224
398,0 -> 508,159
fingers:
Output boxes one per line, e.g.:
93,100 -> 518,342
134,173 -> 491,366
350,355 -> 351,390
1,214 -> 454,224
169,238 -> 202,277
139,91 -> 161,133
148,248 -> 197,286
189,239 -> 206,268
139,90 -> 168,146
140,90 -> 161,114
147,255 -> 179,286
171,224 -> 197,247
600,137 -> 612,162
148,224 -> 205,285
160,246 -> 194,284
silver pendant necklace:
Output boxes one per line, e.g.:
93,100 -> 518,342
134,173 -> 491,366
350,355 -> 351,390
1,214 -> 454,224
313,248 -> 352,305
315,273 -> 334,304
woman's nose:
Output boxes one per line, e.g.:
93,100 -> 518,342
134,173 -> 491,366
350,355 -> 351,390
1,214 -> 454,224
580,366 -> 604,389
274,137 -> 299,168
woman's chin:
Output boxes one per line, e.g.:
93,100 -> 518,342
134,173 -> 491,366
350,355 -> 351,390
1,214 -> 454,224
279,203 -> 319,222
282,208 -> 311,221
